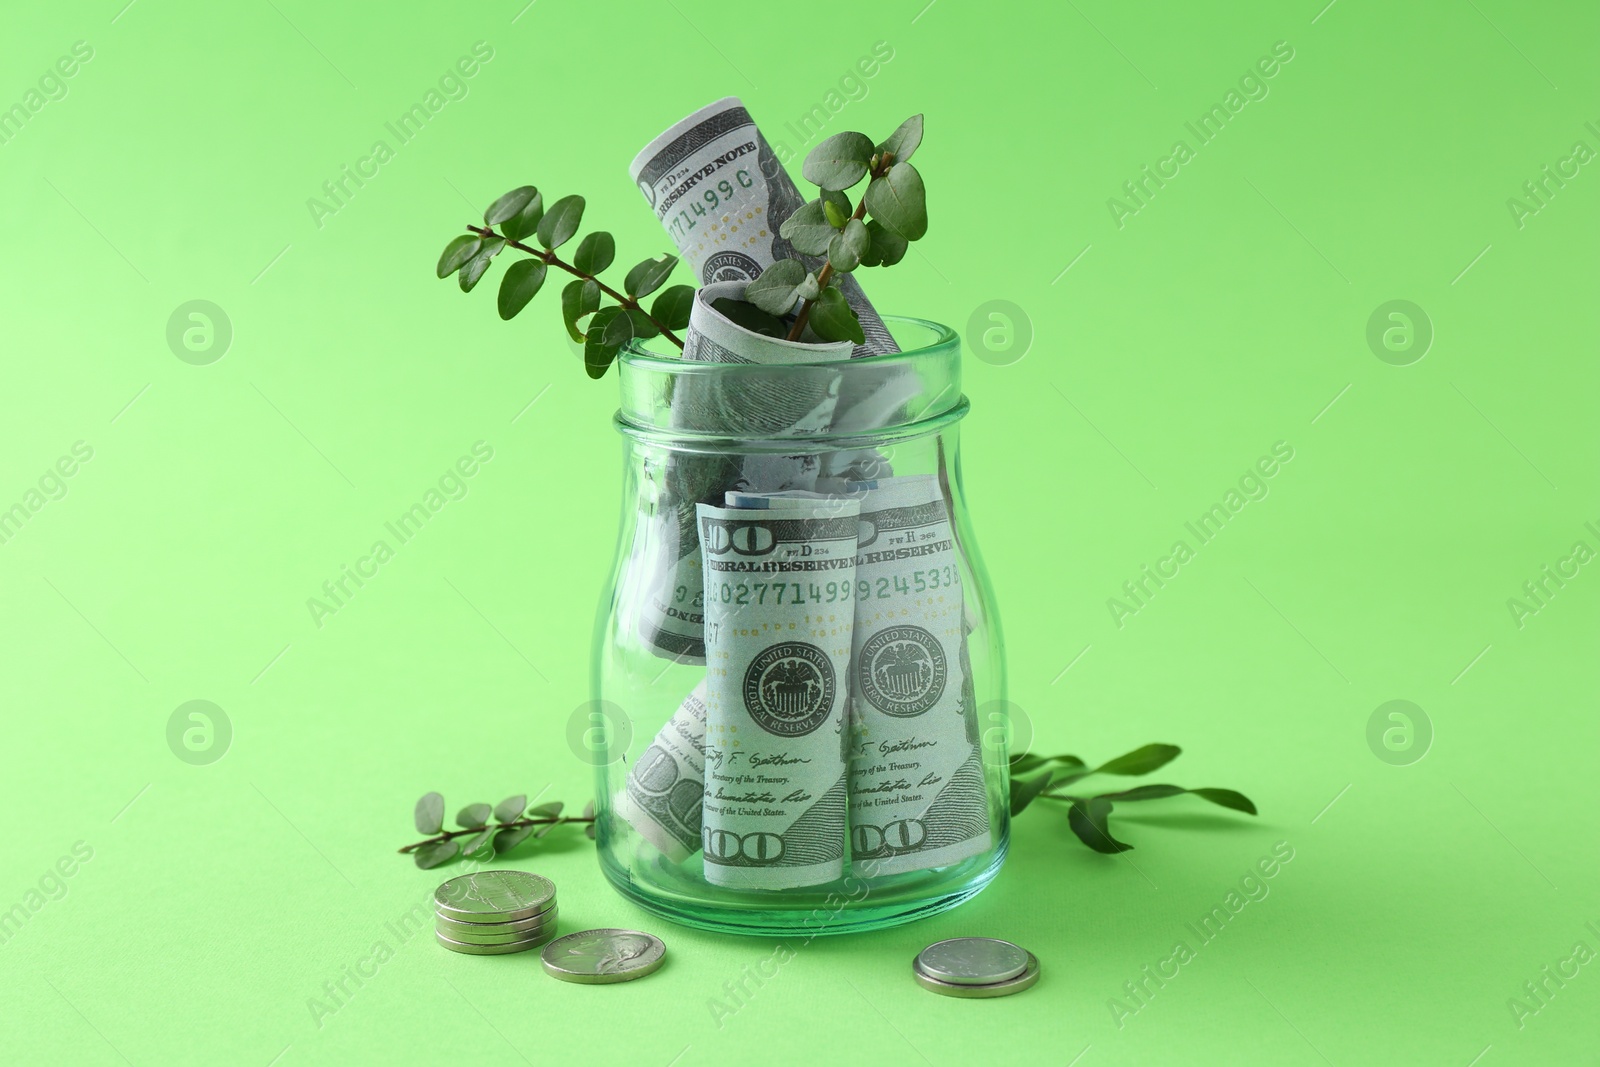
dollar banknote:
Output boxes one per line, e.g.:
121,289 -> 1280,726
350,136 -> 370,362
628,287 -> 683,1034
629,96 -> 898,358
845,475 -> 990,874
696,497 -> 860,890
636,282 -> 853,663
613,680 -> 708,863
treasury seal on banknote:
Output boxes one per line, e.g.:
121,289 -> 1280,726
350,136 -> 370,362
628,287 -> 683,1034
743,642 -> 836,736
857,624 -> 948,717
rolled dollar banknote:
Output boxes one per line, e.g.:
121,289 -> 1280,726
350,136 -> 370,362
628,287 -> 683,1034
636,282 -> 852,663
697,497 -> 860,889
630,96 -> 897,358
613,680 -> 708,863
846,475 -> 990,874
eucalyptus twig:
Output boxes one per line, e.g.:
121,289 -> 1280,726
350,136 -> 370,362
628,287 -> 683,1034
1009,744 -> 1257,854
436,185 -> 695,379
403,792 -> 597,869
734,114 -> 928,346
464,224 -> 685,349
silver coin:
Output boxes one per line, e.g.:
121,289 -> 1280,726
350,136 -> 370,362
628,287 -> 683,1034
914,937 -> 1030,986
913,951 -> 1040,998
540,928 -> 665,984
435,929 -> 552,955
434,870 -> 556,923
436,913 -> 559,946
435,907 -> 559,942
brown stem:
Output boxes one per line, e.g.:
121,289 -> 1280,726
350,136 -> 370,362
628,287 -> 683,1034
784,157 -> 890,342
466,225 -> 685,350
397,814 -> 594,854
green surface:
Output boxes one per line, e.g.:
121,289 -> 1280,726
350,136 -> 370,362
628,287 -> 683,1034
2,1 -> 1595,1064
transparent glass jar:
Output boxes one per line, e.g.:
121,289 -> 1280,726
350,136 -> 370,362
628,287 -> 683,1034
589,317 -> 1009,936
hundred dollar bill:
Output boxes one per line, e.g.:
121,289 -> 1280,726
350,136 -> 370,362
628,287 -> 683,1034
846,475 -> 989,874
613,680 -> 708,863
630,96 -> 898,358
636,282 -> 852,663
697,497 -> 860,890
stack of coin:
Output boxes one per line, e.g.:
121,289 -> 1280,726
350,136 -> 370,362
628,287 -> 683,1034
913,937 -> 1039,998
434,871 -> 558,955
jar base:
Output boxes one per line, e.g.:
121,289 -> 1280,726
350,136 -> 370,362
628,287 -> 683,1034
598,842 -> 1008,937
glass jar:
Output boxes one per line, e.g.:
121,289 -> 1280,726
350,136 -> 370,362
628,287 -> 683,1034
588,317 -> 1009,936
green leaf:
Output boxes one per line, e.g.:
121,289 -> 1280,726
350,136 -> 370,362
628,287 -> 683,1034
821,189 -> 851,218
437,235 -> 481,279
460,828 -> 496,859
535,194 -> 585,250
1009,753 -> 1049,774
1096,743 -> 1182,777
711,297 -> 788,339
806,285 -> 864,345
494,795 -> 528,824
803,131 -> 876,191
1069,797 -> 1133,853
581,800 -> 595,820
584,822 -> 597,840
859,220 -> 908,268
877,114 -> 924,165
828,218 -> 870,273
493,824 -> 535,853
497,259 -> 547,320
1009,770 -> 1055,816
823,199 -> 850,230
456,803 -> 491,829
744,259 -> 808,316
573,231 -> 616,275
534,822 -> 558,838
623,254 -> 678,299
414,792 -> 444,835
485,186 -> 539,227
1101,784 -> 1188,802
584,308 -> 623,379
458,237 -> 505,292
778,200 -> 835,256
623,307 -> 659,340
562,279 -> 601,342
1191,788 -> 1258,815
651,285 -> 695,331
499,190 -> 544,242
414,839 -> 459,869
863,162 -> 928,241
529,800 -> 565,819
796,272 -> 821,302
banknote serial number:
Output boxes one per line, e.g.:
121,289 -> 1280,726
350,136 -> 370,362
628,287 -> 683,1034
667,171 -> 755,238
707,567 -> 959,607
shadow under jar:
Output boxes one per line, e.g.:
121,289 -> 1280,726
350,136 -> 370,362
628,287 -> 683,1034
589,317 -> 1009,936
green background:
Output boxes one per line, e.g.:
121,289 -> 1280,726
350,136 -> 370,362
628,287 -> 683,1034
2,0 -> 1595,1063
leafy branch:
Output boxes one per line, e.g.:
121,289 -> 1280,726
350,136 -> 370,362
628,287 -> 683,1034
436,186 -> 694,379
738,115 -> 929,345
402,791 -> 595,870
1009,744 -> 1256,854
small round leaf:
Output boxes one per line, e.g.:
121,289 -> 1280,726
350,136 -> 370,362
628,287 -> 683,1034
863,162 -> 928,241
803,131 -> 876,191
573,231 -> 616,275
437,235 -> 481,279
493,824 -> 535,853
497,259 -> 547,320
456,803 -> 491,829
494,795 -> 528,824
807,286 -> 864,345
651,285 -> 695,331
414,839 -> 459,869
414,792 -> 445,835
485,186 -> 538,227
777,200 -> 835,256
876,114 -> 924,166
562,279 -> 602,342
623,254 -> 678,299
536,195 -> 585,250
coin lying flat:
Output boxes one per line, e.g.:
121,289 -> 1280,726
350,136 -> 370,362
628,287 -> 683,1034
541,929 -> 665,984
913,950 -> 1040,998
434,871 -> 556,923
914,938 -> 1030,986
436,914 -> 560,946
435,930 -> 552,955
435,908 -> 559,942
